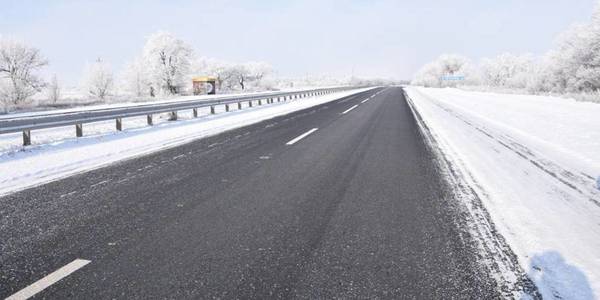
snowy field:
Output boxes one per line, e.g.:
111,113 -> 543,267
0,87 -> 374,196
405,86 -> 600,299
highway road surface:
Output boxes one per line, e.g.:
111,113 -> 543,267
0,87 -> 533,298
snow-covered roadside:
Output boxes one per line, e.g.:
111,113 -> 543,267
405,86 -> 600,299
0,87 -> 374,196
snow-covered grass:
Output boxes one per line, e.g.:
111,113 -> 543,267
0,87 -> 374,196
405,86 -> 600,299
457,84 -> 600,104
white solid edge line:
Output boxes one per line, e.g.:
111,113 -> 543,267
286,128 -> 319,145
6,259 -> 91,300
341,104 -> 359,115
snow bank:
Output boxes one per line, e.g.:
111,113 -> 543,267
405,86 -> 600,299
0,88 -> 373,196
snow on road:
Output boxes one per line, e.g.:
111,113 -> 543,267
0,88 -> 373,196
405,86 -> 600,299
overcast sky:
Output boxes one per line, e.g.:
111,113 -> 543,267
1,0 -> 596,85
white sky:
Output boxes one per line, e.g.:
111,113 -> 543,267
1,0 -> 597,85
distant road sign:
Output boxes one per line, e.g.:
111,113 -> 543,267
441,75 -> 465,81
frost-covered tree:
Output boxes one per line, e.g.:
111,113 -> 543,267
122,57 -> 152,97
0,37 -> 48,112
245,61 -> 272,82
244,61 -> 273,89
532,3 -> 600,93
198,58 -> 236,91
411,61 -> 443,87
411,2 -> 600,95
412,54 -> 476,87
557,21 -> 600,92
231,64 -> 249,90
82,58 -> 114,100
541,25 -> 591,93
47,74 -> 61,103
480,53 -> 534,88
192,58 -> 274,92
141,31 -> 193,95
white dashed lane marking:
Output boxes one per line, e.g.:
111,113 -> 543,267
341,104 -> 359,115
286,128 -> 319,145
6,259 -> 91,300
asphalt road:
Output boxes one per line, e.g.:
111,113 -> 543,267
1,87 -> 507,298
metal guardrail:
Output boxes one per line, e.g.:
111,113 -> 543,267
0,87 -> 354,146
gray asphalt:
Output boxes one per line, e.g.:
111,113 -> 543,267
1,87 -> 507,298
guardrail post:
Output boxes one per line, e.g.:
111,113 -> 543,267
238,102 -> 242,110
147,114 -> 153,125
193,108 -> 198,118
249,100 -> 253,107
23,130 -> 31,146
169,111 -> 178,121
225,104 -> 230,112
210,106 -> 215,114
76,123 -> 83,137
258,99 -> 262,106
277,97 -> 280,102
116,118 -> 123,131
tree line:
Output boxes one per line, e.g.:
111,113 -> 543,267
0,31 -> 274,113
412,3 -> 600,96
